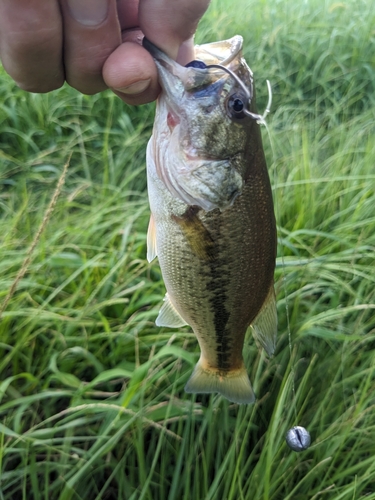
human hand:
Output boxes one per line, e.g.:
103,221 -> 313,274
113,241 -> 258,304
0,0 -> 210,105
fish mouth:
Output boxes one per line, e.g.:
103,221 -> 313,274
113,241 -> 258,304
143,35 -> 243,63
143,36 -> 244,112
143,35 -> 243,71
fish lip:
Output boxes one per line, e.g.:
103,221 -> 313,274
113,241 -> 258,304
143,38 -> 174,66
143,37 -> 187,114
143,38 -> 212,104
142,37 -> 180,73
142,38 -> 165,61
142,38 -> 190,86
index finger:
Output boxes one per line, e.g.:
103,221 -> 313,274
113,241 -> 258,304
0,0 -> 64,92
139,0 -> 211,63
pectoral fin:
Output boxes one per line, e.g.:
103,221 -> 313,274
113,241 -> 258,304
156,293 -> 188,328
251,285 -> 277,356
147,214 -> 157,262
172,206 -> 215,261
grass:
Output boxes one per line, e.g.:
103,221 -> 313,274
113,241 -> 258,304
1,0 -> 375,498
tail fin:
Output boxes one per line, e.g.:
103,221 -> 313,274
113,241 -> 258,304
185,358 -> 255,404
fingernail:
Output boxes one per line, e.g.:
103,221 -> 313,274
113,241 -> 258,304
67,0 -> 109,26
115,79 -> 151,95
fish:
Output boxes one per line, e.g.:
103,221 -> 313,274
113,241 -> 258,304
143,35 -> 277,404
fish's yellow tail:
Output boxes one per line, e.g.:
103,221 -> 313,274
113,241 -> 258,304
185,358 -> 255,404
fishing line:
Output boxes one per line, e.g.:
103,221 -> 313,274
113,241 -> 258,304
258,86 -> 298,426
258,88 -> 298,424
254,82 -> 313,451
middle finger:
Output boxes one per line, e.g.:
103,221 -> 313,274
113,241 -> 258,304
59,0 -> 122,94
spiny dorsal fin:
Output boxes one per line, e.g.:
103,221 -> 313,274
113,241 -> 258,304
251,285 -> 277,356
147,213 -> 157,262
156,293 -> 188,328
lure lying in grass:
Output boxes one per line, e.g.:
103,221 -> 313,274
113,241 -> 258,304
286,427 -> 311,452
144,36 -> 277,404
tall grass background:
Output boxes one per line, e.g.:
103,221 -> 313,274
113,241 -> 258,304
1,0 -> 375,498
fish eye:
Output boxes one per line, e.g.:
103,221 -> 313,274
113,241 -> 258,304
227,93 -> 247,120
232,98 -> 244,112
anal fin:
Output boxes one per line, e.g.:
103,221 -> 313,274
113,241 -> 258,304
251,285 -> 277,356
156,293 -> 188,328
147,213 -> 157,262
185,357 -> 255,404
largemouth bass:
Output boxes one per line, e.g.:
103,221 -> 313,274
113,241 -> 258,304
144,36 -> 277,404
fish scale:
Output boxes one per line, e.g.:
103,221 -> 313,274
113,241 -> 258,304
144,35 -> 277,404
